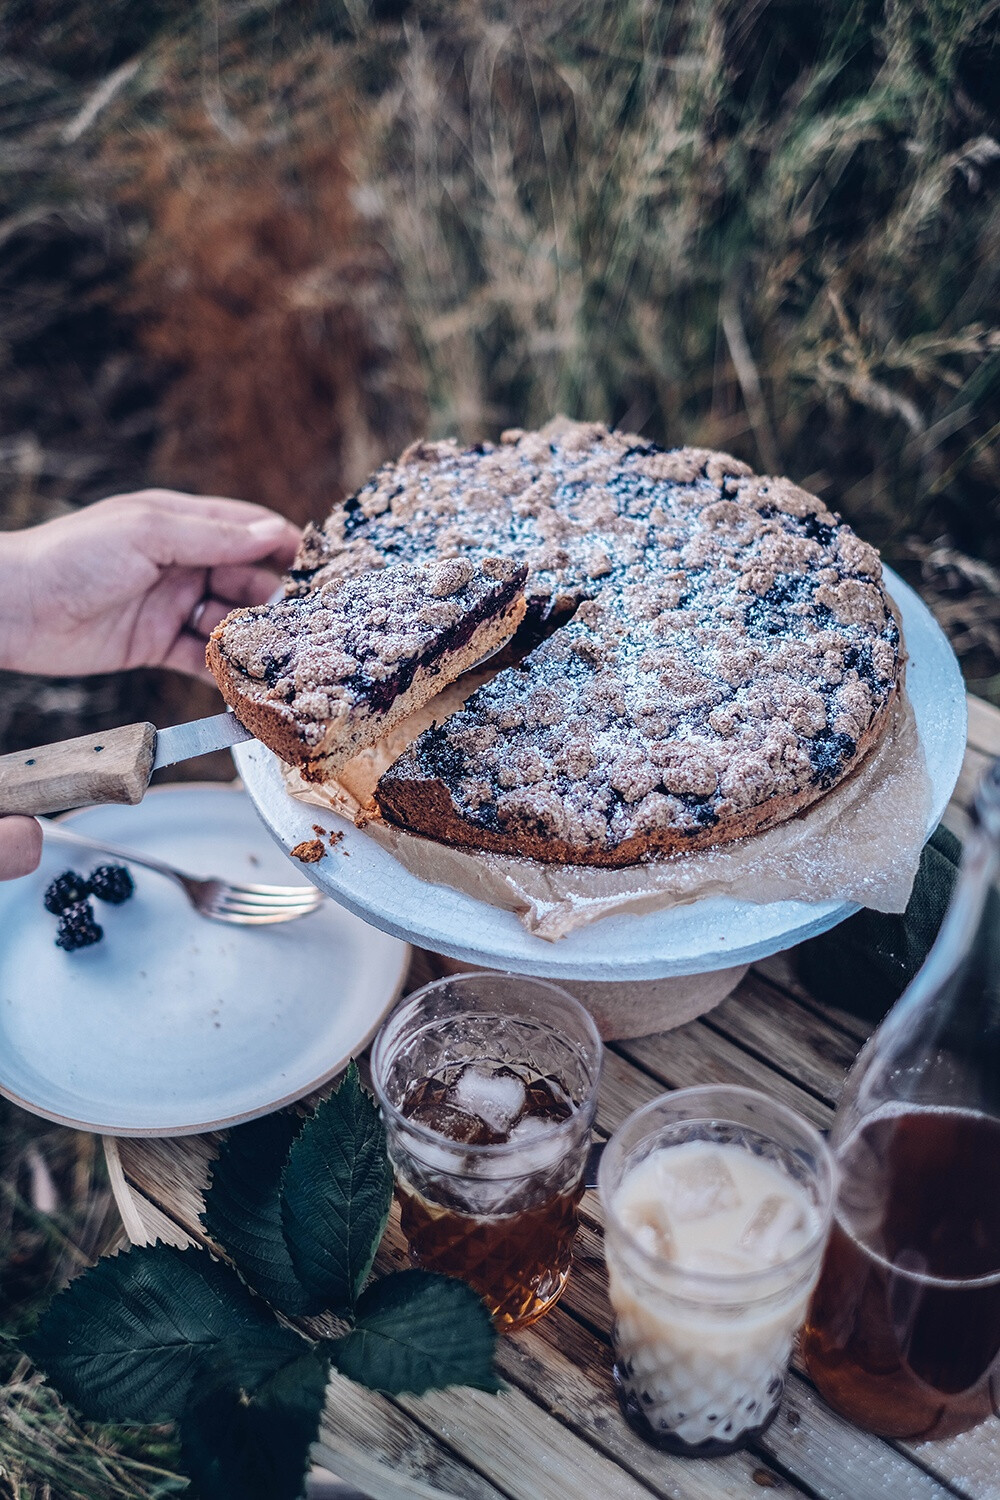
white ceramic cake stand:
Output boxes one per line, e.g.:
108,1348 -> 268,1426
233,568 -> 967,985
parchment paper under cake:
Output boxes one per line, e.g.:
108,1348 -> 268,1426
282,667 -> 931,944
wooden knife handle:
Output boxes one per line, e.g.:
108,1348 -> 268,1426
0,722 -> 156,816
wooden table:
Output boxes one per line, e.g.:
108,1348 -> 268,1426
105,694 -> 1000,1500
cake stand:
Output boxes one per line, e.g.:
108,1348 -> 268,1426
233,568 -> 966,995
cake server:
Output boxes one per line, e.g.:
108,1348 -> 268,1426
0,711 -> 253,818
0,639 -> 514,817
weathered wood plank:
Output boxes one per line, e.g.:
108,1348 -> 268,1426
706,972 -> 861,1107
751,955 -> 871,1045
965,695 -> 1000,760
316,1368 -> 514,1500
372,1205 -> 793,1499
907,1423 -> 1000,1500
759,1380 -> 957,1500
953,745 -> 990,820
392,1383 -> 664,1500
614,1021 -> 832,1128
593,1048 -> 679,1138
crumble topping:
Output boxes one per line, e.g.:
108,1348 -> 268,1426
213,557 -> 526,749
289,420 -> 900,859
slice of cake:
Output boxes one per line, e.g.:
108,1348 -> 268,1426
206,557 -> 527,782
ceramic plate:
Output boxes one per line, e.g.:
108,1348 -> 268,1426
234,567 -> 967,982
0,784 -> 409,1134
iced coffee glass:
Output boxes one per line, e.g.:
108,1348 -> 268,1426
599,1086 -> 835,1457
371,972 -> 602,1331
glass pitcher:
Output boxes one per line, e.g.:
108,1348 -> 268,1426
802,760 -> 1000,1440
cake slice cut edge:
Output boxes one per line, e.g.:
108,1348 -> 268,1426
206,557 -> 528,783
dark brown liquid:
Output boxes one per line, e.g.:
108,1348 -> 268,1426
803,1107 -> 1000,1440
398,1070 -> 583,1330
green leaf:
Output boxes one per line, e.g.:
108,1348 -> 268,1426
24,1244 -> 304,1425
202,1112 -> 317,1315
281,1062 -> 393,1315
181,1346 -> 329,1500
328,1271 -> 499,1395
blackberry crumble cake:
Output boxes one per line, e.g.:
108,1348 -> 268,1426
285,418 -> 903,865
207,558 -> 527,782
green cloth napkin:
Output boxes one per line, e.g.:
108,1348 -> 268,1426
796,823 -> 963,1025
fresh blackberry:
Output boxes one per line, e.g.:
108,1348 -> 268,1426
89,864 -> 135,905
44,870 -> 92,915
55,901 -> 103,951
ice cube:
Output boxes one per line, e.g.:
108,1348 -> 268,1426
737,1193 -> 807,1265
410,1099 -> 494,1146
507,1114 -> 558,1143
619,1193 -> 677,1261
450,1065 -> 527,1136
657,1149 -> 740,1223
506,1113 -> 565,1169
633,1220 -> 676,1259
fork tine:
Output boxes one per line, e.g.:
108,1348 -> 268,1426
210,889 -> 322,909
224,882 -> 324,896
202,908 -> 318,925
206,888 -> 320,912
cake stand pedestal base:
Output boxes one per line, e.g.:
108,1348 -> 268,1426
429,952 -> 750,1039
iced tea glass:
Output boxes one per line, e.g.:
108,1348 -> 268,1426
599,1087 -> 835,1457
371,972 -> 603,1331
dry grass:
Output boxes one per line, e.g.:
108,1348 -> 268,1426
0,1107 -> 186,1498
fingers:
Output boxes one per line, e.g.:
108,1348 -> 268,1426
104,489 -> 292,527
144,510 -> 300,571
0,816 -> 43,881
162,630 -> 218,684
207,563 -> 283,609
118,495 -> 301,572
180,565 -> 283,647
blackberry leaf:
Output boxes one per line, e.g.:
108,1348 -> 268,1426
202,1112 -> 317,1316
281,1062 -> 392,1316
24,1244 -> 303,1424
180,1347 -> 329,1500
328,1270 -> 499,1395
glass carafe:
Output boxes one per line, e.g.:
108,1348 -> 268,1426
802,760 -> 1000,1440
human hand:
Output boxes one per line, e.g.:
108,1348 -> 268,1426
0,490 -> 301,682
0,815 -> 42,881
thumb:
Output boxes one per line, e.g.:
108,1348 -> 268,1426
0,816 -> 42,881
139,510 -> 300,571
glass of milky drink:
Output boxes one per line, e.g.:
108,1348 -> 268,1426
371,972 -> 603,1331
599,1086 -> 835,1457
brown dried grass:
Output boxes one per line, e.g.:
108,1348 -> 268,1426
113,65 -> 424,528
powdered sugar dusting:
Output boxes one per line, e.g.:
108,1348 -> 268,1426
312,420 -> 902,863
213,557 -> 525,749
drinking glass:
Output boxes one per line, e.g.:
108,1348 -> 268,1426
371,971 -> 602,1331
599,1086 -> 835,1456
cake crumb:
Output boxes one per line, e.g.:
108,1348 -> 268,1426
290,838 -> 325,864
328,829 -> 344,848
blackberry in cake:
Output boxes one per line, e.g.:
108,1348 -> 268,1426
207,558 -> 527,782
289,419 -> 902,866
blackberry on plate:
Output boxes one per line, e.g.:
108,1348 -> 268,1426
55,901 -> 103,952
44,870 -> 92,915
89,863 -> 135,905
